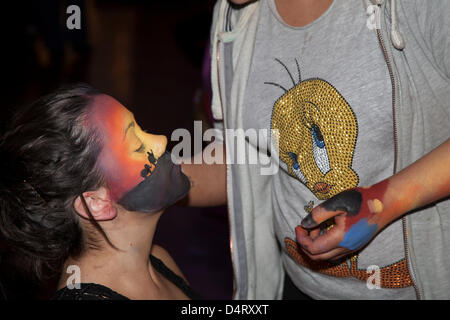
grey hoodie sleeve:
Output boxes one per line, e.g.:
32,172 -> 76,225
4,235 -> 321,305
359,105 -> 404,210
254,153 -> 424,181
409,0 -> 450,78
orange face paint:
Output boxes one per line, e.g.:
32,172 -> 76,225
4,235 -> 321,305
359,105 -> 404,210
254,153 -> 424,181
86,95 -> 152,200
86,95 -> 190,212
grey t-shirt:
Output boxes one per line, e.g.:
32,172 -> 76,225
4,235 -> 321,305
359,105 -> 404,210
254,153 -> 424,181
242,0 -> 416,299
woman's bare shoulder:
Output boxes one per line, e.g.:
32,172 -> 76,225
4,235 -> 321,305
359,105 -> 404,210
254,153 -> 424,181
151,245 -> 189,283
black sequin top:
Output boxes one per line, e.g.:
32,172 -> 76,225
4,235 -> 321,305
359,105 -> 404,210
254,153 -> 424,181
52,255 -> 202,300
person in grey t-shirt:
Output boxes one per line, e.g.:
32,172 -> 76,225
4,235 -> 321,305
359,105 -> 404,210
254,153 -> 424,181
183,0 -> 450,299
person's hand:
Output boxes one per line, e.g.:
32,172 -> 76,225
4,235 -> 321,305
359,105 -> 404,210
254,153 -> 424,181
295,180 -> 390,261
294,139 -> 450,262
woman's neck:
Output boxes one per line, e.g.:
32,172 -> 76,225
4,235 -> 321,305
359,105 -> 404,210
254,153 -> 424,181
59,210 -> 164,296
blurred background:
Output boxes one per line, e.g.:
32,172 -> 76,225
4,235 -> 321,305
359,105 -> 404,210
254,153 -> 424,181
0,0 -> 233,299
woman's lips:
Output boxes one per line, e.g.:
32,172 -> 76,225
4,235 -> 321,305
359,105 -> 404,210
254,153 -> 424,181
314,182 -> 332,194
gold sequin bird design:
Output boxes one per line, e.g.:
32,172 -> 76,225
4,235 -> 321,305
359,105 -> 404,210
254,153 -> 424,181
266,59 -> 413,288
268,58 -> 359,201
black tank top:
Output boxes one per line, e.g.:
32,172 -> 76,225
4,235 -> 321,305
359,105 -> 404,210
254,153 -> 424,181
52,255 -> 202,300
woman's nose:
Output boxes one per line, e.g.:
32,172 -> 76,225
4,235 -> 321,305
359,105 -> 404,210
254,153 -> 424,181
146,134 -> 167,159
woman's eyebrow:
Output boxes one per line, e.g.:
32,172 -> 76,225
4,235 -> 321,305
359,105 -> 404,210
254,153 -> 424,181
123,122 -> 135,140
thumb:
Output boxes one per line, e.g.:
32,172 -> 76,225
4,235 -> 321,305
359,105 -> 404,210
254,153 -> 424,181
301,188 -> 363,229
301,205 -> 343,229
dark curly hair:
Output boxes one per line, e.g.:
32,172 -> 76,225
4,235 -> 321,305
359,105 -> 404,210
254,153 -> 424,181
0,83 -> 108,286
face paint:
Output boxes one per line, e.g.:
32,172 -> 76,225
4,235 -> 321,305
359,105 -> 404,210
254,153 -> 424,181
301,179 -> 390,250
342,179 -> 389,232
339,218 -> 378,250
321,189 -> 362,217
86,95 -> 190,213
297,139 -> 450,256
118,151 -> 191,212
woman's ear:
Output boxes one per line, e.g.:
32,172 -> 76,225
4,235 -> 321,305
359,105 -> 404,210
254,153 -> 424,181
74,187 -> 118,221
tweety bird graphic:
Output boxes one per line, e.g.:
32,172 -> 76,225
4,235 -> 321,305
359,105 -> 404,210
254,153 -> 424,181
268,58 -> 359,200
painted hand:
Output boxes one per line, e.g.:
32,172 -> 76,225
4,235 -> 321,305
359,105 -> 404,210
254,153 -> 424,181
296,180 -> 390,261
295,139 -> 450,261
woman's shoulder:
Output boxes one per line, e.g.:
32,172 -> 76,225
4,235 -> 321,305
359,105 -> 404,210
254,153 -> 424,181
150,245 -> 188,284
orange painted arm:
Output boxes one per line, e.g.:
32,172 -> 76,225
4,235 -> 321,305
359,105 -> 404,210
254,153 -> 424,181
382,138 -> 450,223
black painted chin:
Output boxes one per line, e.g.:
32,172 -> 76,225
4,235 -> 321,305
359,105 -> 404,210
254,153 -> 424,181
118,151 -> 191,213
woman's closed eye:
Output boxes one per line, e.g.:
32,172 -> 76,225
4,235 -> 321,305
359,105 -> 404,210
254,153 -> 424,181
134,143 -> 145,153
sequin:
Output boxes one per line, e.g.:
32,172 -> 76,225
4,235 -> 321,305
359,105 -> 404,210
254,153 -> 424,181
285,238 -> 412,288
271,78 -> 359,200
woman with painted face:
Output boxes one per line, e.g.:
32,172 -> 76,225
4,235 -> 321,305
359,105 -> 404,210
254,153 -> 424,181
0,83 -> 198,300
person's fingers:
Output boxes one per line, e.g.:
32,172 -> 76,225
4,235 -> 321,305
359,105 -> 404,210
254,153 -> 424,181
301,247 -> 349,261
328,252 -> 355,263
310,227 -> 320,240
296,221 -> 345,255
301,205 -> 346,229
295,224 -> 321,241
295,226 -> 352,261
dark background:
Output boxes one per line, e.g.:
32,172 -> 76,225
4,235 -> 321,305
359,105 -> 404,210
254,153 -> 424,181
0,0 -> 233,300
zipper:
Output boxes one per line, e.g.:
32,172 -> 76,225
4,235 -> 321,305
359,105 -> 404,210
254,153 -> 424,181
376,11 -> 422,300
216,37 -> 238,299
